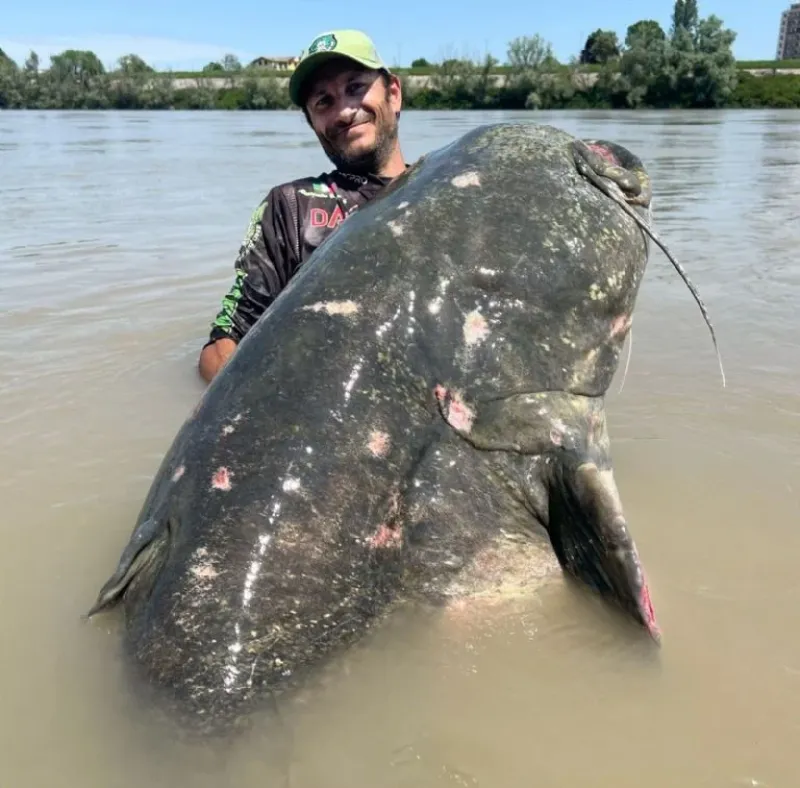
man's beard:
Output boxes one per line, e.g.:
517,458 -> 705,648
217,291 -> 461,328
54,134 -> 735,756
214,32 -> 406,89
320,105 -> 398,176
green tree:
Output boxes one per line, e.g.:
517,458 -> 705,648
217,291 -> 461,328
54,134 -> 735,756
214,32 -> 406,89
222,54 -> 242,72
668,12 -> 738,106
46,49 -> 107,108
505,35 -> 571,109
0,47 -> 16,68
618,20 -> 670,106
411,57 -> 430,68
625,20 -> 666,49
19,51 -> 42,107
202,61 -> 224,73
579,29 -> 621,64
619,2 -> 738,108
671,0 -> 699,38
49,49 -> 105,83
506,35 -> 554,72
0,47 -> 22,108
24,51 -> 39,73
117,54 -> 153,75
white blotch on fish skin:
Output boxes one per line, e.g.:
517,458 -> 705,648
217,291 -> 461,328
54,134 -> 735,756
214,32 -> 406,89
303,300 -> 360,316
428,297 -> 443,315
387,220 -> 404,237
463,310 -> 490,346
589,283 -> 607,301
550,418 -> 567,447
368,430 -> 391,457
343,357 -> 364,403
407,291 -> 416,336
478,267 -> 498,276
451,171 -> 481,188
439,277 -> 450,295
376,306 -> 402,338
222,425 -> 235,436
172,465 -> 185,482
223,622 -> 242,690
222,532 -> 273,691
282,477 -> 301,493
187,547 -> 218,584
191,563 -> 218,580
397,201 -> 409,209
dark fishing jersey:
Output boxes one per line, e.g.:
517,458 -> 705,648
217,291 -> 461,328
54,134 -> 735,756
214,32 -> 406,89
207,169 -> 394,346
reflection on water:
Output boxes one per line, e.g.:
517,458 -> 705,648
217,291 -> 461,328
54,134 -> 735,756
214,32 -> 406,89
0,109 -> 799,787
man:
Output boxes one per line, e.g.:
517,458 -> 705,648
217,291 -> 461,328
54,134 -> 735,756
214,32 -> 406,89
198,29 -> 407,383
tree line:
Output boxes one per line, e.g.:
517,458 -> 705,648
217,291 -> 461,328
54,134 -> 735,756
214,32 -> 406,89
2,1 -> 799,110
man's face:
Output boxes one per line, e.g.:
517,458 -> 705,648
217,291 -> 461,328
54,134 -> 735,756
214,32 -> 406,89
304,57 -> 402,175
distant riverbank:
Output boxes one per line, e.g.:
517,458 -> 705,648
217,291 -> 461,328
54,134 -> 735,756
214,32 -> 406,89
1,67 -> 798,111
165,67 -> 800,90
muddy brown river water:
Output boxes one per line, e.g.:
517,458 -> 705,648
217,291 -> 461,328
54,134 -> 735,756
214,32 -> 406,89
1,108 -> 798,787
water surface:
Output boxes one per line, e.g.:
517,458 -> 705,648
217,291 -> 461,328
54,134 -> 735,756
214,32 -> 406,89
1,108 -> 799,787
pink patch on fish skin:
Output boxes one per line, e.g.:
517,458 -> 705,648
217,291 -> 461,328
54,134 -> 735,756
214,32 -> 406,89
434,385 -> 475,433
367,523 -> 403,549
172,465 -> 185,482
610,314 -> 632,338
211,467 -> 232,491
588,410 -> 604,443
639,576 -> 660,640
587,143 -> 620,166
368,430 -> 391,457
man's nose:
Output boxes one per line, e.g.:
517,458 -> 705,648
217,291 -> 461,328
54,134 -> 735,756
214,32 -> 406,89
332,97 -> 358,126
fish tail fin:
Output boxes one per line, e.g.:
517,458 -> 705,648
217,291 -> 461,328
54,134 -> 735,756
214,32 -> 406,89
85,517 -> 170,619
544,450 -> 660,642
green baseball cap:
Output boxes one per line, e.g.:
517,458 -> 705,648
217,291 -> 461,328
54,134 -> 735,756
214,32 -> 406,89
289,29 -> 391,107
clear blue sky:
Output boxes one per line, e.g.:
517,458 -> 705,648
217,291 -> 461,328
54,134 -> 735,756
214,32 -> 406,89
0,0 -> 790,70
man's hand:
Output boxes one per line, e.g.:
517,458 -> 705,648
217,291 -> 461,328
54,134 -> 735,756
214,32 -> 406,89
198,338 -> 237,383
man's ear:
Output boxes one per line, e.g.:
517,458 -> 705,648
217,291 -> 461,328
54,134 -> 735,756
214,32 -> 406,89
387,73 -> 402,112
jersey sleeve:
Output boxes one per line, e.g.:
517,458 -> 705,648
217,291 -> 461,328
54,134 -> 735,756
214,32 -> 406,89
206,188 -> 297,345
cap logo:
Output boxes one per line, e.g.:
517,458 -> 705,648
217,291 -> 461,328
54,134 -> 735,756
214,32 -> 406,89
307,33 -> 338,55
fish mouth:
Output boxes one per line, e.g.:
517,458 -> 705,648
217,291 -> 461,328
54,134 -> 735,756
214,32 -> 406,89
546,458 -> 661,642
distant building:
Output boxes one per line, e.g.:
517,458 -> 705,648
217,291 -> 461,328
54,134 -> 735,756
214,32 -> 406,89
777,3 -> 800,59
248,56 -> 300,71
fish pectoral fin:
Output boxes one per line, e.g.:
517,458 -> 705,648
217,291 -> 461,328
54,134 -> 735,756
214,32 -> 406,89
542,451 -> 660,642
85,517 -> 167,618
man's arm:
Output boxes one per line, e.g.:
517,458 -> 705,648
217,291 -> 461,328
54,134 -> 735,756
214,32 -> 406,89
198,337 -> 237,383
198,190 -> 296,383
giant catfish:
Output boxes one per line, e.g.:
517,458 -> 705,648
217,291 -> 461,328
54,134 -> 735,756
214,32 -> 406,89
87,122 -> 722,734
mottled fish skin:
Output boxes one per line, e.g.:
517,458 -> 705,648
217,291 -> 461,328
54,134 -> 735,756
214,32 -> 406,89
89,123 -> 664,735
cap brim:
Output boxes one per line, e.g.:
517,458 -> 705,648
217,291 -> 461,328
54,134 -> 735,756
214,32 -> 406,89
289,52 -> 388,107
